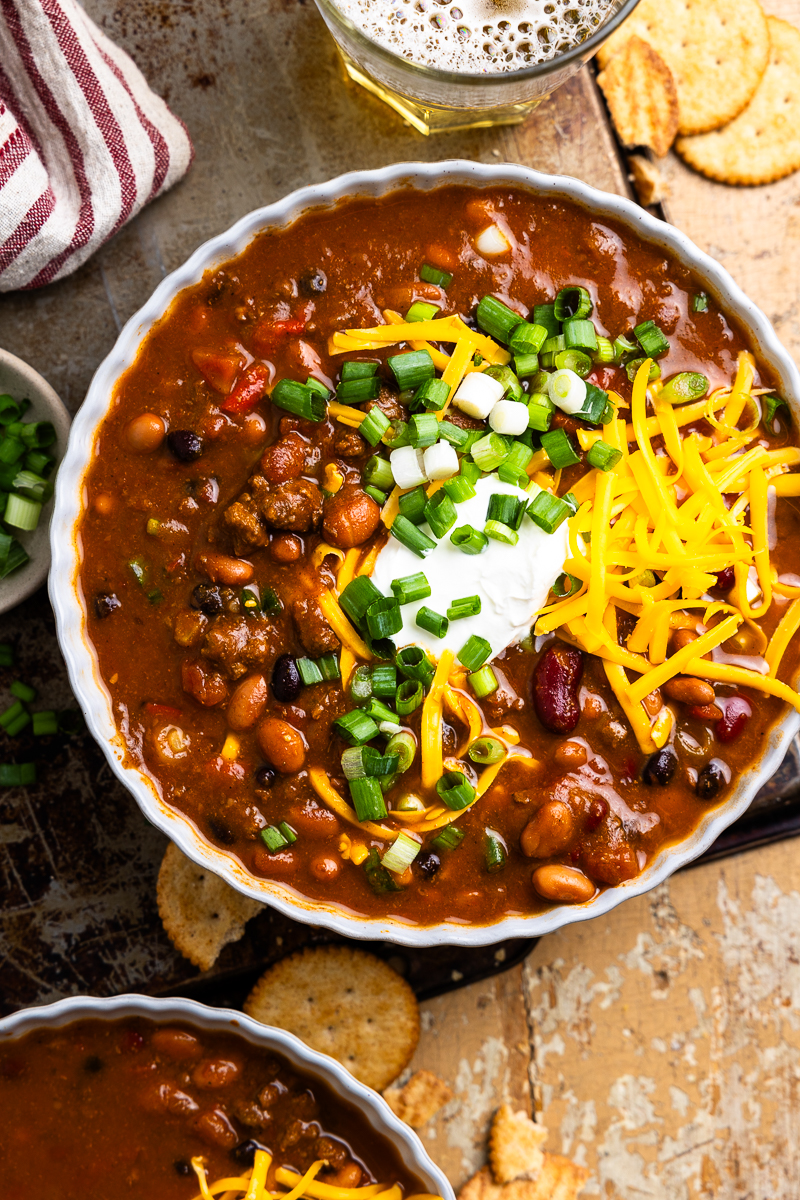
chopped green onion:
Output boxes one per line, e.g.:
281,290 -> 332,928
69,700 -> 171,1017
554,285 -> 592,321
413,378 -> 451,412
576,382 -> 610,425
554,571 -> 582,598
533,304 -> 560,338
339,576 -> 383,626
436,769 -> 476,811
458,635 -> 491,671
420,263 -> 452,287
261,824 -> 292,852
450,525 -> 489,555
366,596 -> 402,640
388,349 -> 435,390
385,730 -> 416,772
349,776 -> 388,821
317,653 -> 340,681
24,451 -> 54,476
382,419 -> 410,450
476,295 -> 523,343
359,407 -> 391,446
0,762 -> 36,786
562,318 -> 597,351
542,334 -> 566,357
342,745 -> 399,779
4,494 -> 40,531
764,395 -> 789,433
271,378 -> 327,421
587,441 -> 623,472
391,572 -> 431,605
10,681 -> 36,703
438,420 -> 469,449
0,534 -> 25,579
593,335 -> 615,363
396,645 -> 435,688
398,486 -> 427,526
485,365 -> 523,402
363,847 -> 400,893
333,708 -> 380,745
297,657 -> 323,686
442,475 -> 476,504
381,831 -> 422,874
484,829 -> 507,872
659,372 -> 709,404
527,490 -> 573,534
472,432 -> 510,473
487,493 -> 526,529
396,679 -> 424,715
406,300 -> 440,323
350,664 -> 373,701
364,485 -> 387,505
261,587 -> 282,616
391,514 -> 437,558
625,357 -> 661,383
415,606 -> 449,639
468,665 -> 499,698
0,644 -> 14,667
540,428 -> 580,469
341,360 -> 379,381
692,293 -> 709,313
468,736 -> 505,764
0,395 -> 20,425
514,353 -> 540,378
613,334 -> 637,363
484,520 -> 518,546
20,421 -> 55,449
527,392 -> 555,432
13,470 -> 52,502
554,349 -> 592,378
363,697 -> 397,724
628,568 -> 658,589
408,413 -> 439,448
424,491 -> 457,539
5,710 -> 31,737
634,319 -> 670,357
336,377 -> 381,404
0,437 -> 24,465
447,595 -> 481,620
241,587 -> 260,612
509,322 -> 548,355
0,700 -> 25,730
431,825 -> 465,851
370,664 -> 397,696
460,457 -> 482,484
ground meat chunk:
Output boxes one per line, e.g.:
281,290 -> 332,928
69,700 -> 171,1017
221,494 -> 268,556
366,385 -> 406,425
202,615 -> 278,679
250,476 -> 323,533
333,430 -> 366,458
181,659 -> 228,706
292,596 -> 340,656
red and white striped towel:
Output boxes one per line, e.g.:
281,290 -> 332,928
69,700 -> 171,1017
0,0 -> 193,292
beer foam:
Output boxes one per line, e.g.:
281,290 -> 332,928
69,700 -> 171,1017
334,0 -> 615,73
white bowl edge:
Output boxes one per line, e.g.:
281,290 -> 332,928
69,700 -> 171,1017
50,159 -> 800,949
0,991 -> 454,1200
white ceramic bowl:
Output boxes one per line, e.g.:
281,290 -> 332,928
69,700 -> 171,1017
0,348 -> 70,614
0,992 -> 453,1200
50,161 -> 800,948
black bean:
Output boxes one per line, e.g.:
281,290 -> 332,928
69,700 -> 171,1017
167,430 -> 204,461
230,1139 -> 268,1168
642,748 -> 677,786
696,760 -> 725,801
207,815 -> 236,845
271,653 -> 301,702
191,583 -> 223,615
299,268 -> 327,296
83,1055 -> 104,1073
94,592 -> 121,619
174,1160 -> 191,1176
255,764 -> 276,788
416,851 -> 441,879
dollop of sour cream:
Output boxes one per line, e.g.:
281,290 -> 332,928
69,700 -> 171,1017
370,474 -> 569,660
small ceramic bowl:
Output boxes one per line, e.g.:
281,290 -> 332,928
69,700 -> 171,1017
0,992 -> 454,1200
0,348 -> 70,615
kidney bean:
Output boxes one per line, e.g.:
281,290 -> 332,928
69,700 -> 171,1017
193,1057 -> 241,1089
195,1108 -> 239,1148
157,1082 -> 199,1115
520,801 -> 575,858
323,485 -> 380,549
227,674 -> 268,730
642,748 -> 677,786
714,565 -> 735,592
689,702 -> 723,722
532,643 -> 584,733
195,552 -> 254,586
271,654 -> 302,702
696,760 -> 726,800
716,695 -> 751,742
125,412 -> 166,452
151,1028 -> 201,1060
553,740 -> 587,769
584,796 -> 609,832
663,676 -> 715,706
532,863 -> 596,904
261,432 -> 307,483
257,716 -> 306,773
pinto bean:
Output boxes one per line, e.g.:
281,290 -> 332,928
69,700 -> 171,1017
553,740 -> 587,769
125,412 -> 166,452
532,643 -> 584,733
261,432 -> 307,483
195,552 -> 254,585
663,676 -> 715,706
195,1108 -> 239,1148
672,628 -> 699,652
310,854 -> 342,881
227,674 -> 268,731
151,1029 -> 202,1060
331,1164 -> 363,1188
193,1058 -> 241,1089
532,864 -> 596,904
641,689 -> 663,717
270,533 -> 302,562
257,716 -> 306,773
323,485 -> 380,549
520,801 -> 575,858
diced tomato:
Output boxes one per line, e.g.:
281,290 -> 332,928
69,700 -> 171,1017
221,363 -> 271,414
588,365 -> 620,391
252,315 -> 307,357
191,348 -> 243,394
144,702 -> 183,718
715,695 -> 751,742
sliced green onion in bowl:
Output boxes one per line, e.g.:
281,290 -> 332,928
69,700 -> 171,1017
381,831 -> 421,874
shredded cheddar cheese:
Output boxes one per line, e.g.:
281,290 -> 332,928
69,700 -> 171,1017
190,1151 -> 423,1200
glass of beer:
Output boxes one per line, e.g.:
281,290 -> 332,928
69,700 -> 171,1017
314,0 -> 639,134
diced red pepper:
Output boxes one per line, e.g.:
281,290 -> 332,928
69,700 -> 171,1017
191,348 -> 244,394
144,701 -> 183,718
252,315 -> 307,357
715,695 -> 751,743
221,363 -> 271,414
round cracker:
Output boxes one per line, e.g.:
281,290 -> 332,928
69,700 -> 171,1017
157,842 -> 263,972
676,17 -> 800,186
596,0 -> 770,135
243,945 -> 419,1091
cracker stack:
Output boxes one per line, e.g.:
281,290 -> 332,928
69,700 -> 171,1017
596,0 -> 800,186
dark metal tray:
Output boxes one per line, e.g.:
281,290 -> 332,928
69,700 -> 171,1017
2,587 -> 799,1016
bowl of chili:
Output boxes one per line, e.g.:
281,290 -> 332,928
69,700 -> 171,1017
0,991 -> 453,1199
51,161 -> 800,946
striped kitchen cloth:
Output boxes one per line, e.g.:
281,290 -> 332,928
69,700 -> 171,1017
0,0 -> 193,292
